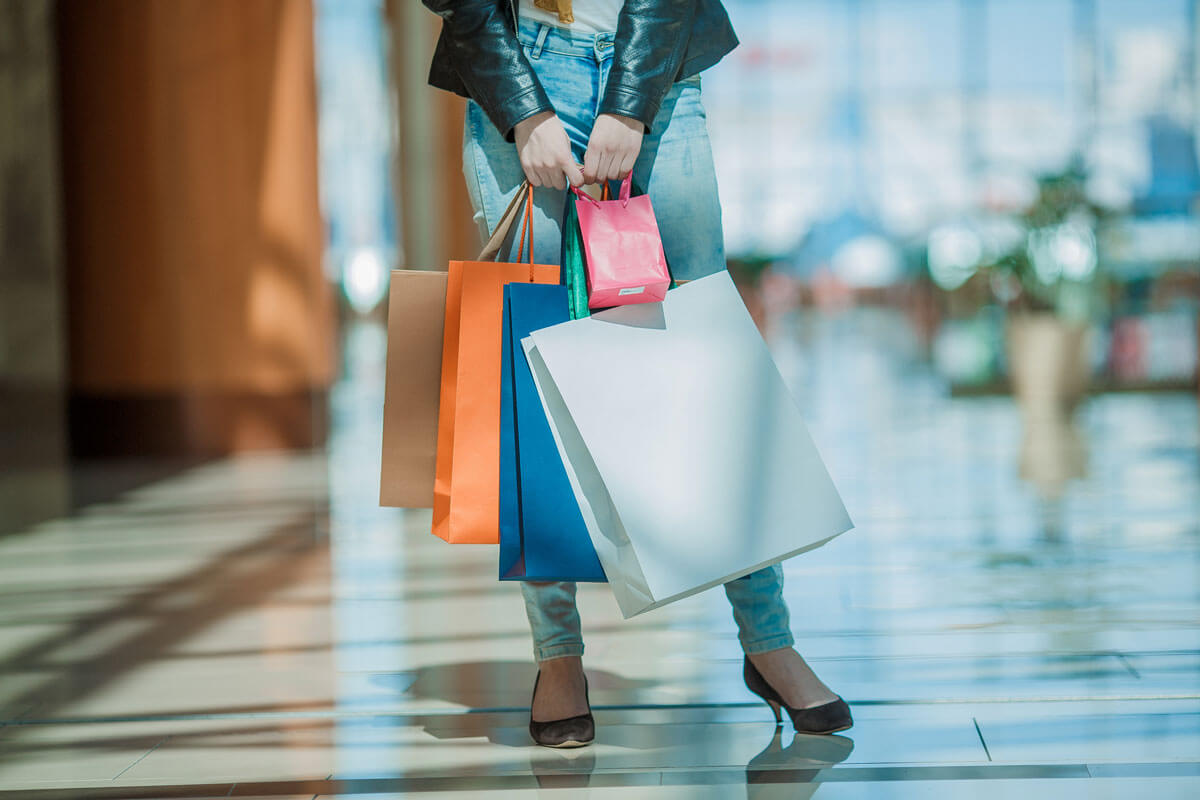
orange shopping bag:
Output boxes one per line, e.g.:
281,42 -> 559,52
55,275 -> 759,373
433,184 -> 559,543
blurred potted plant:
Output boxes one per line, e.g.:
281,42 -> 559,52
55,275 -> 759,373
978,163 -> 1115,507
980,163 -> 1110,417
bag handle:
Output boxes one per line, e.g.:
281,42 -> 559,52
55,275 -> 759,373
478,181 -> 536,278
571,174 -> 632,207
515,185 -> 535,280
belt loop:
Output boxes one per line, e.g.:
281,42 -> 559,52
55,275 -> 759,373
529,23 -> 550,60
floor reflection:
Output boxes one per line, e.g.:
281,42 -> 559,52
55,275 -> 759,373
746,728 -> 855,798
0,310 -> 1197,797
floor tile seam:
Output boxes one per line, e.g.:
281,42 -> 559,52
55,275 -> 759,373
655,651 -> 1171,664
308,650 -> 1180,668
1115,653 -> 1142,677
324,762 -> 1200,783
110,735 -> 171,780
232,649 -> 1200,668
337,759 -> 1002,781
7,693 -> 1200,727
623,760 -> 1000,774
972,717 -> 993,761
6,761 -> 1200,797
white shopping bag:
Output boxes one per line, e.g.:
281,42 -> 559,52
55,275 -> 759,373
522,271 -> 853,618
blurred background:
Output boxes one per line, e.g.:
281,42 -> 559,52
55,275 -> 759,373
2,0 -> 1196,523
0,0 -> 1198,792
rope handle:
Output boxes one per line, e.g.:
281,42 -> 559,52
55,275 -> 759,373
571,174 -> 630,206
514,184 -> 535,280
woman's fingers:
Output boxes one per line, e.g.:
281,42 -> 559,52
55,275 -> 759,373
515,111 -> 582,191
521,112 -> 643,189
582,147 -> 600,185
562,158 -> 585,188
617,151 -> 638,181
525,162 -> 580,190
598,151 -> 617,184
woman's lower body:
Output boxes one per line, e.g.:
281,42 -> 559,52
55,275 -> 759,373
461,20 -> 847,743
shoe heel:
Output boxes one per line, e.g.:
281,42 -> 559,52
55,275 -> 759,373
744,655 -> 852,735
766,699 -> 783,726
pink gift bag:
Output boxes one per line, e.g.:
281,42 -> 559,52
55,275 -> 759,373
573,175 -> 671,310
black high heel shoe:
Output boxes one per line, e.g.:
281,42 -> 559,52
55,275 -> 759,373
529,671 -> 595,748
743,656 -> 853,735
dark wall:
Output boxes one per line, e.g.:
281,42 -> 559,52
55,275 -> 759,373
0,0 -> 70,533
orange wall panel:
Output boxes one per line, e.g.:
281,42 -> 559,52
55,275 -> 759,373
58,0 -> 333,396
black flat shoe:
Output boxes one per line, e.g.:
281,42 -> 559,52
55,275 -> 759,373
529,671 -> 595,748
743,656 -> 853,735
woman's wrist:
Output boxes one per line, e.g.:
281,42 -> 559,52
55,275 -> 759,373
515,111 -> 583,190
582,114 -> 644,184
514,110 -> 555,141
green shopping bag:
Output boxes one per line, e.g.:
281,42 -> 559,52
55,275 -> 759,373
560,193 -> 591,320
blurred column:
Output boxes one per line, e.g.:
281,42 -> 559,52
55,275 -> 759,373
1194,0 -> 1200,397
0,0 -> 70,531
385,0 -> 477,267
960,0 -> 987,176
1072,0 -> 1098,149
56,0 -> 334,457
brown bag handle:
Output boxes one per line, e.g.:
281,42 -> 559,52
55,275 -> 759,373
515,187 -> 534,277
477,182 -> 535,269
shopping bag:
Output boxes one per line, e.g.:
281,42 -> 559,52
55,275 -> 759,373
380,183 -> 538,508
522,271 -> 853,617
379,270 -> 448,507
560,189 -> 591,321
573,174 -> 670,310
499,282 -> 606,581
431,185 -> 560,543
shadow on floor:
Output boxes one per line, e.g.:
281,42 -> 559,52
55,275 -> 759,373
396,660 -> 656,708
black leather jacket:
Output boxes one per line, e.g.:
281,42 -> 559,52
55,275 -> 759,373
423,0 -> 738,141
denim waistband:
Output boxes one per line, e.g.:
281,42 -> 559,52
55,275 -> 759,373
517,19 -> 615,60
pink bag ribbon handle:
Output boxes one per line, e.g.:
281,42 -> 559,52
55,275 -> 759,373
571,174 -> 634,208
617,173 -> 632,205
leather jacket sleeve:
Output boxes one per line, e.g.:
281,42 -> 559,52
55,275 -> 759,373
422,0 -> 554,141
599,0 -> 698,131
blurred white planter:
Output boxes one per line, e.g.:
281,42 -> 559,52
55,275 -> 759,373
1007,313 -> 1091,419
1007,314 -> 1091,500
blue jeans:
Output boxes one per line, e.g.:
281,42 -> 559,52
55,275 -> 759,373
462,20 -> 796,661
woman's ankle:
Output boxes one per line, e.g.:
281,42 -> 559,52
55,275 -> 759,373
748,647 -> 839,709
537,654 -> 583,675
531,656 -> 589,721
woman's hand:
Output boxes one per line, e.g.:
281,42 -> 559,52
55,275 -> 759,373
583,113 -> 643,184
514,111 -> 584,190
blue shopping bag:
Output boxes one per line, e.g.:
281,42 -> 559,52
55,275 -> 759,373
499,282 -> 606,582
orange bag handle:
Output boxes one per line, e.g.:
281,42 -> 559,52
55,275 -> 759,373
514,184 -> 535,280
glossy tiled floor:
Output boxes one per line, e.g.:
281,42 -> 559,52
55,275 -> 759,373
1,311 -> 1198,798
